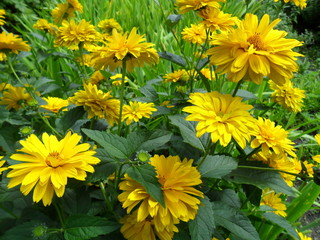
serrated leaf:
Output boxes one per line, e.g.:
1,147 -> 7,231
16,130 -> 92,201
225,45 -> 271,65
210,189 -> 241,209
140,130 -> 172,151
1,221 -> 41,240
126,164 -> 165,207
62,189 -> 91,215
158,52 -> 186,67
262,212 -> 300,240
56,107 -> 85,133
64,215 -> 120,240
198,155 -> 238,178
189,196 -> 215,240
212,202 -> 260,240
140,84 -> 158,100
169,115 -> 205,152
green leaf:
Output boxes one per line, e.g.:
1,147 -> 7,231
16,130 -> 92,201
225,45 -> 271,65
56,107 -> 86,133
262,212 -> 300,240
166,14 -> 182,28
198,155 -> 238,178
82,129 -> 130,159
139,130 -> 172,151
1,221 -> 42,240
212,201 -> 260,240
62,189 -> 91,215
64,215 -> 120,240
0,182 -> 23,203
158,52 -> 187,67
126,164 -> 165,207
210,189 -> 241,209
189,196 -> 215,240
169,115 -> 206,152
233,89 -> 258,100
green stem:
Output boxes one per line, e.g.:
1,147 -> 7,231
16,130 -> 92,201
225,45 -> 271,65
197,141 -> 215,169
232,80 -> 243,97
99,181 -> 113,213
53,202 -> 65,228
78,43 -> 88,81
258,102 -> 277,118
117,59 -> 127,136
38,113 -> 63,137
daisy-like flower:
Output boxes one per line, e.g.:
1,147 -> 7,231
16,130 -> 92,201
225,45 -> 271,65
98,18 -> 123,35
181,23 -> 207,45
91,27 -> 159,72
274,0 -> 307,9
175,0 -> 225,13
89,71 -> 106,85
200,68 -> 216,80
0,156 -> 7,175
6,132 -> 100,206
312,134 -> 320,163
0,32 -> 31,61
118,155 -> 203,231
198,7 -> 239,33
0,85 -> 33,110
207,13 -> 303,85
68,83 -> 120,126
40,97 -> 69,113
51,0 -> 83,24
110,73 -> 129,86
33,19 -> 58,36
0,9 -> 6,26
122,101 -> 157,125
296,230 -> 312,240
269,79 -> 305,112
183,91 -> 257,149
120,210 -> 178,240
163,69 -> 188,83
260,190 -> 287,217
251,117 -> 296,157
54,19 -> 101,50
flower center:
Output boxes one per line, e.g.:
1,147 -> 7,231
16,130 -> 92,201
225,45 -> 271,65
45,152 -> 63,168
247,33 -> 265,51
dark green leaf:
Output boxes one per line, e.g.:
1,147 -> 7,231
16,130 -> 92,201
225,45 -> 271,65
166,14 -> 182,27
0,182 -> 23,203
62,189 -> 91,215
198,155 -> 238,178
56,107 -> 86,133
158,52 -> 187,67
189,196 -> 215,240
140,84 -> 158,100
1,221 -> 41,240
210,189 -> 241,209
212,201 -> 260,240
126,164 -> 164,207
64,215 -> 120,240
233,89 -> 258,100
140,130 -> 172,151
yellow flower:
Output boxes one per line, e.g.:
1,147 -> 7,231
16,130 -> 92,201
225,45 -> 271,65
0,9 -> 6,26
0,82 -> 10,91
120,210 -> 178,240
274,0 -> 307,9
7,132 -> 100,206
269,79 -> 305,112
0,85 -> 33,110
0,32 -> 31,61
183,91 -> 256,149
98,18 -> 123,35
54,19 -> 101,50
200,68 -> 216,80
33,19 -> 58,35
163,69 -> 188,83
40,97 -> 69,113
118,155 -> 203,231
260,190 -> 287,217
68,83 -> 120,126
175,0 -> 225,13
312,134 -> 320,163
89,71 -> 106,85
110,74 -> 129,86
207,14 -> 303,85
251,117 -> 296,157
51,0 -> 83,24
0,156 -> 7,175
198,7 -> 240,32
122,101 -> 157,125
91,27 -> 159,72
181,23 -> 207,45
296,230 -> 312,240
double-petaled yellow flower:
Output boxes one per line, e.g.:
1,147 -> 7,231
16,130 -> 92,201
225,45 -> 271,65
175,0 -> 225,13
0,32 -> 31,61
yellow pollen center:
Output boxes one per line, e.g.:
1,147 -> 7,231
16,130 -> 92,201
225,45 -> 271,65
247,34 -> 265,51
45,152 -> 63,168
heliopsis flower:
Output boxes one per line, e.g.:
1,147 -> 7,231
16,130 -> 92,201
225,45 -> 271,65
40,97 -> 69,113
200,68 -> 216,80
175,0 -> 225,13
7,132 -> 100,206
296,230 -> 312,240
274,0 -> 307,9
98,18 -> 123,35
120,210 -> 178,240
33,19 -> 58,35
0,85 -> 33,110
122,101 -> 157,125
181,23 -> 207,45
312,134 -> 320,163
89,71 -> 106,85
51,0 -> 83,24
251,117 -> 296,157
0,9 -> 6,26
198,7 -> 239,33
68,83 -> 120,126
260,190 -> 287,217
0,82 -> 10,91
0,32 -> 31,61
110,74 -> 129,86
163,69 -> 188,83
0,156 -> 7,175
91,27 -> 159,72
207,14 -> 303,85
118,155 -> 203,231
183,91 -> 256,148
269,79 -> 305,112
54,19 -> 101,50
